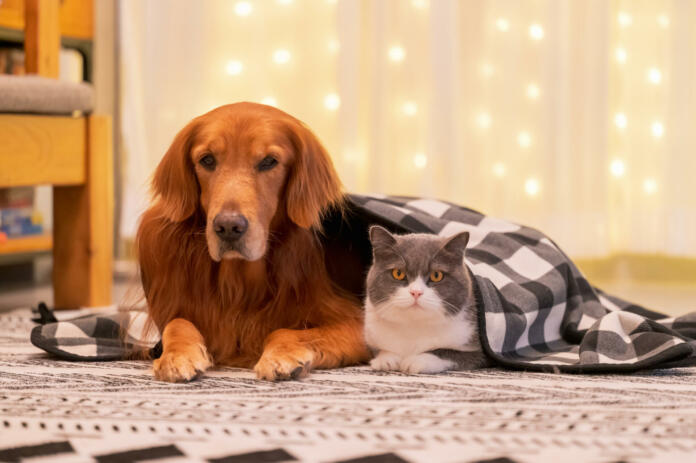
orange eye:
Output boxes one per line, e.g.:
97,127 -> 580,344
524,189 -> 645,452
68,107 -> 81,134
430,271 -> 444,282
392,268 -> 406,280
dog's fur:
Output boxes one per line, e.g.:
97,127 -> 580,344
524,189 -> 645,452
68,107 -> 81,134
136,102 -> 370,381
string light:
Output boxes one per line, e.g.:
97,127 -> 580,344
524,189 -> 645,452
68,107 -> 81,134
324,93 -> 340,111
413,153 -> 428,169
496,18 -> 509,31
234,1 -> 252,16
614,113 -> 627,129
476,112 -> 491,129
647,67 -> 662,84
480,63 -> 494,78
261,97 -> 277,107
615,47 -> 627,64
388,46 -> 406,62
526,83 -> 540,99
411,0 -> 429,9
402,101 -> 418,116
643,178 -> 658,195
517,131 -> 532,148
529,24 -> 544,40
618,12 -> 632,27
657,14 -> 669,28
651,121 -> 664,138
524,178 -> 540,196
225,60 -> 243,75
273,49 -> 291,64
610,159 -> 626,178
492,162 -> 506,178
328,39 -> 340,53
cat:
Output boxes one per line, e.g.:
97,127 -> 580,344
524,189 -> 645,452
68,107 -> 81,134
364,225 -> 490,374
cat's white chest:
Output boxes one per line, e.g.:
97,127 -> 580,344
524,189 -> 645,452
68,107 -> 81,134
364,300 -> 477,357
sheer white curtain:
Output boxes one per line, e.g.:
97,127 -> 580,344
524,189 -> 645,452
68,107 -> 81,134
119,0 -> 696,258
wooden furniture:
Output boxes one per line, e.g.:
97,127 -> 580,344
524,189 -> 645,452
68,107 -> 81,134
0,0 -> 112,308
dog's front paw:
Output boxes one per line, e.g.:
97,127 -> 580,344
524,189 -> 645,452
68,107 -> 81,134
400,353 -> 453,374
153,343 -> 213,382
254,345 -> 314,381
369,351 -> 402,371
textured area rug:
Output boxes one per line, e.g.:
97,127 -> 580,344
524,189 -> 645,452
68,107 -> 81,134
2,308 -> 696,463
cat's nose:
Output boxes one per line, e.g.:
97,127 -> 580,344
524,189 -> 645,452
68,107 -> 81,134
409,289 -> 423,300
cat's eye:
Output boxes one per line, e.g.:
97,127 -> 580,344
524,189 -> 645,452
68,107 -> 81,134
199,153 -> 216,171
430,271 -> 444,282
391,268 -> 406,280
257,155 -> 279,172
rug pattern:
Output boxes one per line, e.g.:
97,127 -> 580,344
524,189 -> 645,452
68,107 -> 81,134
2,308 -> 696,462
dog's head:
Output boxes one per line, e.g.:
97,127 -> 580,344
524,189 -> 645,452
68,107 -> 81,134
151,102 -> 343,261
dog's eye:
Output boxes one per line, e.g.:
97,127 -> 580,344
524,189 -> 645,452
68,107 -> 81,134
257,155 -> 278,172
199,154 -> 216,171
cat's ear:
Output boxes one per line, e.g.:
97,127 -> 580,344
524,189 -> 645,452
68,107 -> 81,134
439,231 -> 470,258
369,225 -> 397,252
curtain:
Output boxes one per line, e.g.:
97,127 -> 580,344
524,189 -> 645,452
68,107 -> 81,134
119,0 -> 696,258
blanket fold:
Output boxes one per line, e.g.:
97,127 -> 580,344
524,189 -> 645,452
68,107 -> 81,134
30,194 -> 696,372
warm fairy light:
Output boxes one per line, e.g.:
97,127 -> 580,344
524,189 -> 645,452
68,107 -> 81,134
517,131 -> 532,148
492,162 -> 506,178
615,47 -> 627,64
234,1 -> 252,16
324,93 -> 340,111
480,63 -> 494,78
225,60 -> 243,75
328,38 -> 340,53
524,178 -> 540,196
388,46 -> 406,62
614,113 -> 627,129
402,101 -> 418,116
529,24 -> 544,40
643,178 -> 658,195
411,0 -> 429,9
273,49 -> 291,64
476,112 -> 491,129
496,18 -> 510,31
526,83 -> 540,99
413,153 -> 428,169
261,97 -> 277,107
657,14 -> 669,28
651,121 -> 664,138
647,67 -> 662,84
618,12 -> 632,27
610,159 -> 626,177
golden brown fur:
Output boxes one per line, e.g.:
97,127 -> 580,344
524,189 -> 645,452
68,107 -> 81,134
137,102 -> 369,381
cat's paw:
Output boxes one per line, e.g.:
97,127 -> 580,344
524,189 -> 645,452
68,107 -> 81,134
400,353 -> 454,374
369,351 -> 402,371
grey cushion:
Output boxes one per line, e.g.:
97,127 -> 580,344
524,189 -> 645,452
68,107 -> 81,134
0,75 -> 93,115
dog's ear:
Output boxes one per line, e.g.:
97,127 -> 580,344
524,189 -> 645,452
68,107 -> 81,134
151,121 -> 200,222
286,121 -> 343,229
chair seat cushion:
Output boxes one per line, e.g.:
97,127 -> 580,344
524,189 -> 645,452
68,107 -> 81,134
0,75 -> 93,115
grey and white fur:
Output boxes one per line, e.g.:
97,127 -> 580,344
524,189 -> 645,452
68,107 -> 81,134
364,226 -> 489,374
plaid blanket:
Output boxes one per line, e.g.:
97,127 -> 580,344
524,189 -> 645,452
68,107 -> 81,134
31,194 -> 696,372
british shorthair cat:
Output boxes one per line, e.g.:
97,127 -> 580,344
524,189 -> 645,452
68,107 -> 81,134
364,226 -> 490,374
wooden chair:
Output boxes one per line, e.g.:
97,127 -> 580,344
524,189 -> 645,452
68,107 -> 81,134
0,0 -> 112,308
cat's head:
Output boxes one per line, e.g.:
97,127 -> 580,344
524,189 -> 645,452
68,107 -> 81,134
365,226 -> 473,322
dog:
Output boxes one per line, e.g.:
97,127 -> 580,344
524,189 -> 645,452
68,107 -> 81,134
136,102 -> 370,382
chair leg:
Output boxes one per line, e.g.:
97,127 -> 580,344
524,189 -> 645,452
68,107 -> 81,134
53,115 -> 113,308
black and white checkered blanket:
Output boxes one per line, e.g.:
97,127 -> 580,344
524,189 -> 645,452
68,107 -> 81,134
31,194 -> 696,372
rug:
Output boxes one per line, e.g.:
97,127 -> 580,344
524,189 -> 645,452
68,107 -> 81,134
2,308 -> 696,463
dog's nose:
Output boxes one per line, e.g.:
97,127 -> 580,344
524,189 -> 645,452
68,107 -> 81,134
213,213 -> 248,241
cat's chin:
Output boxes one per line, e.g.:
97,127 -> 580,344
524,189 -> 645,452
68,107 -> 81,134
378,304 -> 445,322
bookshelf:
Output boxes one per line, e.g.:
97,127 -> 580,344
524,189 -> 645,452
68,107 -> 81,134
0,233 -> 52,254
